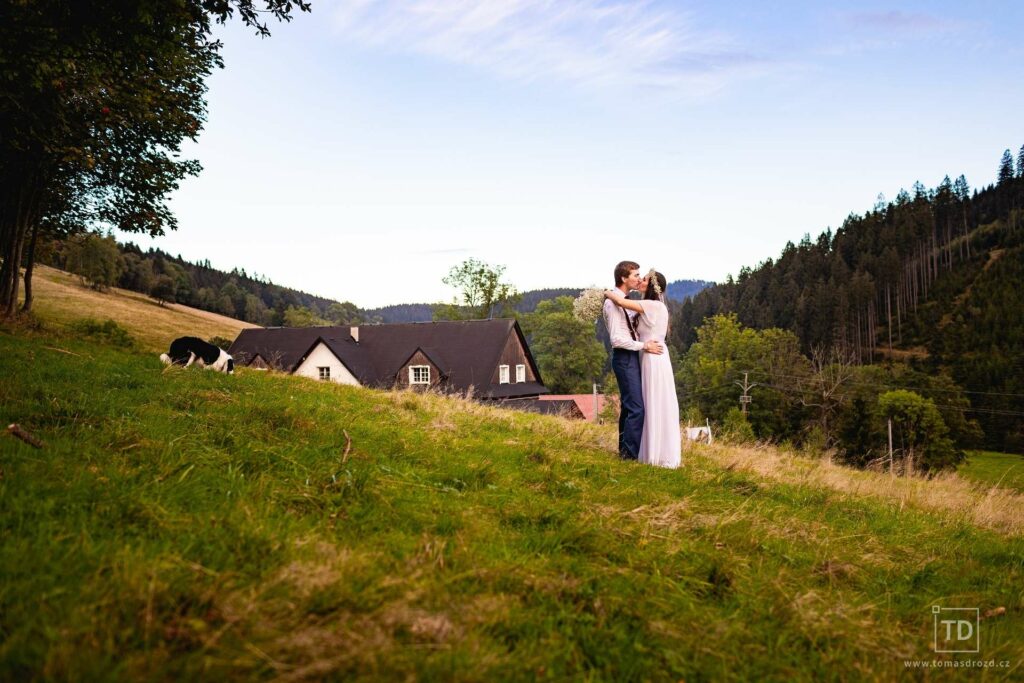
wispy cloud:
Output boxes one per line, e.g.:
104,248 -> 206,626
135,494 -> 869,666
328,0 -> 770,95
843,10 -> 962,35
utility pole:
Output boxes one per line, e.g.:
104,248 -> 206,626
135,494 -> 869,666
734,372 -> 758,416
593,382 -> 599,423
888,418 -> 894,478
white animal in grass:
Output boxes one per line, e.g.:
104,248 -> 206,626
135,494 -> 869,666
684,418 -> 713,445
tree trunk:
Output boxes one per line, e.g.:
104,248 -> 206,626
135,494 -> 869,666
946,218 -> 953,271
1,166 -> 41,317
868,300 -> 875,363
1,225 -> 28,317
20,222 -> 41,313
896,281 -> 902,343
963,207 -> 971,259
886,283 -> 893,355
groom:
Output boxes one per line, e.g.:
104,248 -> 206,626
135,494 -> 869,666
604,261 -> 663,459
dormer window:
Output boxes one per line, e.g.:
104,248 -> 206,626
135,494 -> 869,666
499,364 -> 510,384
409,365 -> 430,385
516,364 -> 525,383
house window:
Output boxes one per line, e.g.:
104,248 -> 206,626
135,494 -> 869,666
499,364 -> 510,384
318,366 -> 331,381
409,365 -> 431,385
516,364 -> 526,383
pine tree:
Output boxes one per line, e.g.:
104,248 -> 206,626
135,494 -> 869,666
998,149 -> 1015,185
953,175 -> 970,201
1018,144 -> 1024,178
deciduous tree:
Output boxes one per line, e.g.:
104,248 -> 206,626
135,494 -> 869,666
0,0 -> 310,317
876,389 -> 961,474
435,258 -> 520,320
64,233 -> 125,291
521,297 -> 605,394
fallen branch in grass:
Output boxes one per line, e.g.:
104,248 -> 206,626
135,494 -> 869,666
43,346 -> 83,357
7,423 -> 44,449
342,430 -> 352,463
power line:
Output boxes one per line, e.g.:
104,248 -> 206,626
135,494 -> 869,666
741,368 -> 1024,399
689,377 -> 1024,418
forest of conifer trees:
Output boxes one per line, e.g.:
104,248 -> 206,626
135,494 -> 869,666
672,146 -> 1024,454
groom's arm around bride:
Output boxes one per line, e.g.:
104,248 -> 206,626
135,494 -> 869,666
604,261 -> 661,460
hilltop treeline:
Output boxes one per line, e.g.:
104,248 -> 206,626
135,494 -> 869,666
672,146 -> 1024,453
46,242 -> 368,327
370,285 -> 712,323
48,235 -> 712,326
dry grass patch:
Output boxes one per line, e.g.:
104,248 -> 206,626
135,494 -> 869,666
705,442 -> 1024,535
23,264 -> 257,351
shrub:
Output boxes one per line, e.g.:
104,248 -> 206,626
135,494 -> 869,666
722,407 -> 755,444
208,336 -> 233,350
68,318 -> 136,349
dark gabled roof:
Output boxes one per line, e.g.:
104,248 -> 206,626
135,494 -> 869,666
499,399 -> 584,418
395,346 -> 449,379
228,319 -> 548,398
481,382 -> 549,399
228,327 -> 363,375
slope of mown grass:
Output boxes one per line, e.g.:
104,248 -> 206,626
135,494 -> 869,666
1,328 -> 1023,681
19,265 -> 257,352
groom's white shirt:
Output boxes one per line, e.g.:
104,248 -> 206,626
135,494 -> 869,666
603,298 -> 644,352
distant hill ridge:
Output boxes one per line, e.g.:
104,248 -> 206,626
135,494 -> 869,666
53,239 -> 713,327
366,282 -> 714,323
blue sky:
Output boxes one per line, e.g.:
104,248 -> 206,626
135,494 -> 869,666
128,0 -> 1024,308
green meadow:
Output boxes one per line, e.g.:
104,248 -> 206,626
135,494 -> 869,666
1,323 -> 1022,681
959,451 -> 1024,494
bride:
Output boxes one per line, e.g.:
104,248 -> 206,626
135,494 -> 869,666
605,271 -> 682,468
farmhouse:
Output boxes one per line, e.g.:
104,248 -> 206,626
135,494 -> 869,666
228,319 -> 549,400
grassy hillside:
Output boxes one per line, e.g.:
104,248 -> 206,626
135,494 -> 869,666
21,265 -> 258,352
1,325 -> 1022,680
958,451 -> 1024,494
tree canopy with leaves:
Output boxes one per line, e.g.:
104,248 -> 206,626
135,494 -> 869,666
64,233 -> 125,291
434,258 -> 520,321
521,296 -> 606,394
0,0 -> 310,317
877,390 -> 961,473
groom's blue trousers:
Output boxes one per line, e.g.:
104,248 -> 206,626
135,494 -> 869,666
612,348 -> 644,460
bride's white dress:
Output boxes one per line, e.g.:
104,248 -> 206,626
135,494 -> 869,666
636,300 -> 681,468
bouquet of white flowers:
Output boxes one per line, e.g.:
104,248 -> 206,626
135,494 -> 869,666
573,287 -> 605,323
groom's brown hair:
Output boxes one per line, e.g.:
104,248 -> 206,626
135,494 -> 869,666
614,261 -> 640,287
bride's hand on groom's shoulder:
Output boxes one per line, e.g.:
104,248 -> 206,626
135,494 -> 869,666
604,289 -> 621,299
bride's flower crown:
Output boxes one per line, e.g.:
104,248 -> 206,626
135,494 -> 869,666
646,268 -> 662,296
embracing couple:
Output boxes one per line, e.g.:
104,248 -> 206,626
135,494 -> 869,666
603,261 -> 681,469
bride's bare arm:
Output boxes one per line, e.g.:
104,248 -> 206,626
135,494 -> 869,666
603,290 -> 644,312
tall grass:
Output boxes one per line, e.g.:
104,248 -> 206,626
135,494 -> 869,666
1,327 -> 1022,680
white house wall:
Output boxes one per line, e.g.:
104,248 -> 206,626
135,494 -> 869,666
294,342 -> 360,385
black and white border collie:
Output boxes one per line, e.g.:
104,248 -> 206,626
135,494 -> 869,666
160,336 -> 234,374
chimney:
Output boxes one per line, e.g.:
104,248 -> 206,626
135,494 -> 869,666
350,326 -> 359,343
